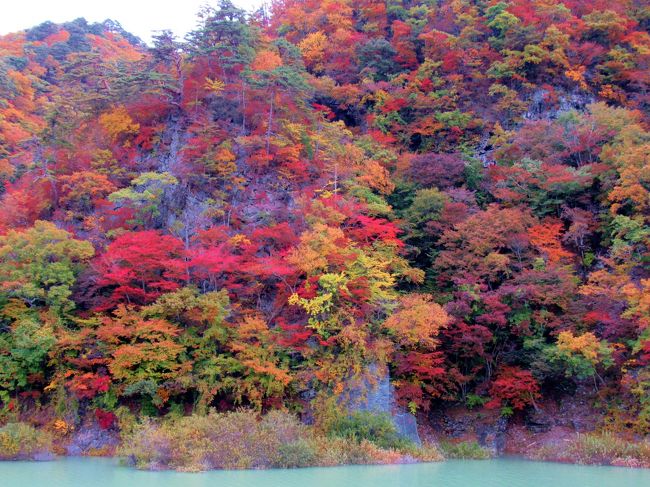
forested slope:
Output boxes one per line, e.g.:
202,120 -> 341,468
0,0 -> 648,441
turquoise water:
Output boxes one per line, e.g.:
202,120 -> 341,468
1,457 -> 648,487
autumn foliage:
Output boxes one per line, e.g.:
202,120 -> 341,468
0,0 -> 648,436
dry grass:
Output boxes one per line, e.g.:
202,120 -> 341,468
118,410 -> 443,471
0,422 -> 54,460
438,440 -> 492,459
566,432 -> 650,467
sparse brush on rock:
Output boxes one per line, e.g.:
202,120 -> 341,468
566,432 -> 650,467
438,440 -> 492,460
528,431 -> 650,468
326,411 -> 414,451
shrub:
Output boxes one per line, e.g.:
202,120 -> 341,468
439,440 -> 492,459
275,438 -> 318,468
403,442 -> 445,462
466,394 -> 487,410
326,411 -> 414,450
486,366 -> 540,412
120,410 -> 315,471
0,423 -> 53,460
119,409 -> 443,471
528,444 -> 556,462
566,432 -> 650,466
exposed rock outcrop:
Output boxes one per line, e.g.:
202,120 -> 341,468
343,363 -> 422,446
65,424 -> 119,456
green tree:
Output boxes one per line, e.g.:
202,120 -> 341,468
109,171 -> 178,227
0,221 -> 94,317
0,316 -> 56,406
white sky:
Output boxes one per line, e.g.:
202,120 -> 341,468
0,0 -> 263,44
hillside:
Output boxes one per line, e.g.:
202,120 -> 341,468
0,0 -> 648,466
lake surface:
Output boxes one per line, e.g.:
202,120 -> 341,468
1,457 -> 649,487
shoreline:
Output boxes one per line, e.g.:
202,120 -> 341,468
2,407 -> 649,471
3,430 -> 648,472
3,401 -> 650,471
2,450 -> 650,471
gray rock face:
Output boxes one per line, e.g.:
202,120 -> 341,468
66,424 -> 119,456
392,411 -> 421,446
476,417 -> 508,454
476,89 -> 596,169
428,409 -> 474,438
525,408 -> 555,433
524,89 -> 595,121
428,407 -> 510,455
343,363 -> 422,446
31,451 -> 56,462
344,363 -> 392,413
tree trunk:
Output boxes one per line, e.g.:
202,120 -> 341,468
266,91 -> 274,154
